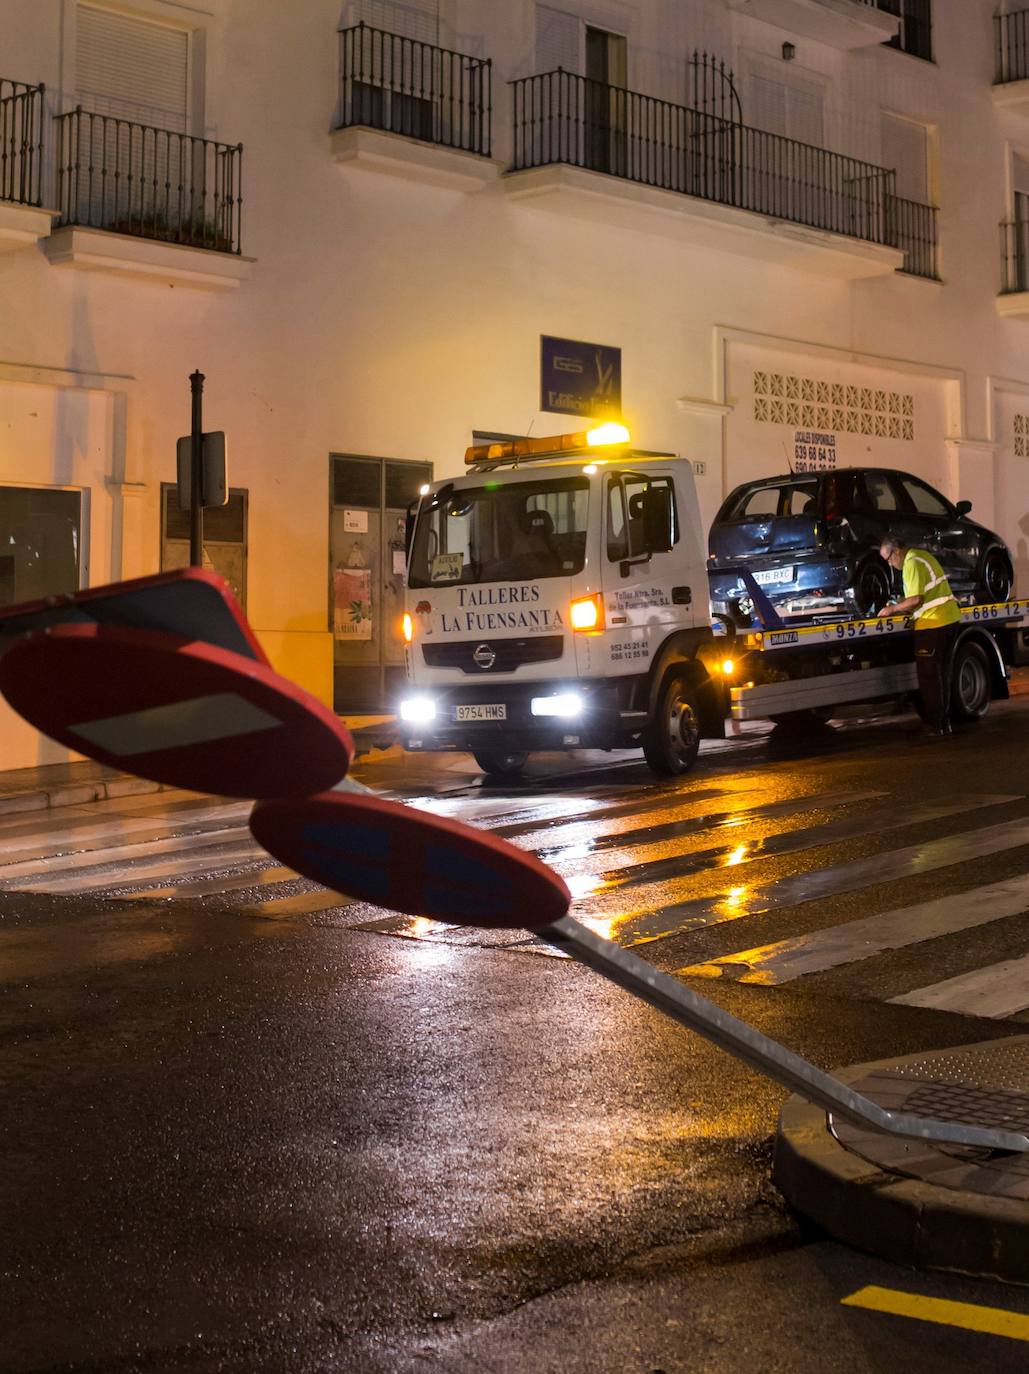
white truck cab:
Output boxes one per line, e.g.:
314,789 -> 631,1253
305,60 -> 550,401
398,434 -> 726,778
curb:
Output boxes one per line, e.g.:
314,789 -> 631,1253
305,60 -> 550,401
773,1076 -> 1029,1285
0,773 -> 166,817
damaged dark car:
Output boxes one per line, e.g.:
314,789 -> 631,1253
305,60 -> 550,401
708,467 -> 1013,627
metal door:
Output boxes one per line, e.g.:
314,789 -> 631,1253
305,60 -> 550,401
160,483 -> 248,610
330,454 -> 432,712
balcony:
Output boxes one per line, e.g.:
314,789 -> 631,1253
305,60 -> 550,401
0,77 -> 56,251
45,108 -> 250,290
998,213 -> 1029,317
995,10 -> 1029,116
330,23 -> 497,191
723,0 -> 899,50
506,72 -> 903,280
889,194 -> 938,280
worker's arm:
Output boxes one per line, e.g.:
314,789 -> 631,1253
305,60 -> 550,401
877,594 -> 921,618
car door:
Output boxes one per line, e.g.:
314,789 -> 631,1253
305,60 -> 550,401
894,474 -> 972,589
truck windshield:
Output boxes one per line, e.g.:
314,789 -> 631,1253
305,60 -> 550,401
408,475 -> 589,588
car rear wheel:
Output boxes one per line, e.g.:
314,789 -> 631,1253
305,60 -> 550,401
976,547 -> 1012,604
852,557 -> 891,617
951,641 -> 992,721
642,674 -> 700,776
472,749 -> 528,778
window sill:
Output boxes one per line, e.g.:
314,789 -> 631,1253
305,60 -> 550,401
43,226 -> 254,291
993,79 -> 1029,118
330,126 -> 499,192
504,165 -> 904,281
0,200 -> 59,253
997,291 -> 1029,318
724,0 -> 899,49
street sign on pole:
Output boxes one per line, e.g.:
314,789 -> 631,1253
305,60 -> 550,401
190,370 -> 204,567
176,431 -> 228,510
0,622 -> 354,798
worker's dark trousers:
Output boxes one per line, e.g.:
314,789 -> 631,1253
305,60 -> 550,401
914,623 -> 959,729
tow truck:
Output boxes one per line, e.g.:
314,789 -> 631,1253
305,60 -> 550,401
398,429 -> 1029,777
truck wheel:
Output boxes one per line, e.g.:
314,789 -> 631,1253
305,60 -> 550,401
642,674 -> 700,776
472,749 -> 528,778
951,641 -> 992,721
976,547 -> 1012,604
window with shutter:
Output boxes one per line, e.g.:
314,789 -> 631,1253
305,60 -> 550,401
536,5 -> 582,74
881,112 -> 929,202
747,72 -> 823,146
76,4 -> 188,130
74,4 -> 201,241
349,0 -> 439,44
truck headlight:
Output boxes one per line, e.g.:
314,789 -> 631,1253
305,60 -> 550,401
399,696 -> 436,723
531,692 -> 584,718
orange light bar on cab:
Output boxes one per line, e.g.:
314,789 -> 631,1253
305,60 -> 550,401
402,612 -> 414,643
570,594 -> 604,633
464,424 -> 630,466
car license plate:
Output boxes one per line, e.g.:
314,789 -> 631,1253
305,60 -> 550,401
455,704 -> 507,722
753,566 -> 795,586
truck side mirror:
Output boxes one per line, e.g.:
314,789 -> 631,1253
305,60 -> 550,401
642,487 -> 674,553
955,499 -> 972,517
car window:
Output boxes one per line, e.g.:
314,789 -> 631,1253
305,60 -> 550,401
782,483 -> 818,516
734,486 -> 782,519
823,472 -> 862,516
899,476 -> 951,518
864,472 -> 900,512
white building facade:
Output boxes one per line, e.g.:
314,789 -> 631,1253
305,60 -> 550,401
1,0 -> 1028,769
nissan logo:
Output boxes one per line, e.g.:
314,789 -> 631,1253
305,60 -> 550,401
472,643 -> 497,670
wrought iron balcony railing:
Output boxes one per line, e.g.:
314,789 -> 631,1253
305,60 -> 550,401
54,108 -> 243,253
511,71 -> 896,247
889,195 -> 938,279
336,22 -> 491,157
0,77 -> 45,207
996,9 -> 1029,85
1001,213 -> 1029,294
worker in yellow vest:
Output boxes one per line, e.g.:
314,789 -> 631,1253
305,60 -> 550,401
877,535 -> 961,738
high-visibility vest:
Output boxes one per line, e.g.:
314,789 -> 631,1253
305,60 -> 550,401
902,549 -> 960,629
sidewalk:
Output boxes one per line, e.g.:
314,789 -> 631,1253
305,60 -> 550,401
774,1035 -> 1029,1284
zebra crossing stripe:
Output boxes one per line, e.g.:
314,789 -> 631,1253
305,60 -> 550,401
535,789 -> 887,861
616,814 -> 1029,948
126,865 -> 296,901
889,953 -> 1029,1019
558,794 -> 1011,893
5,839 -> 261,893
677,873 -> 1029,984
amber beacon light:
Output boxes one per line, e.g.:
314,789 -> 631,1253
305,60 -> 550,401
402,612 -> 414,644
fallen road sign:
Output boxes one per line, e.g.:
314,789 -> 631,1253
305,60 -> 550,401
249,786 -> 572,926
0,568 -> 265,664
0,622 -> 353,799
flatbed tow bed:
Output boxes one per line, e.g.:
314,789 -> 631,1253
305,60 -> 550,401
726,597 -> 1029,723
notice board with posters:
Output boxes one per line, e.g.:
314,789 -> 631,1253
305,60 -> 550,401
540,335 -> 621,419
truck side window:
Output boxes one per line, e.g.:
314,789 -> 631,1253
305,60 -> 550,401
607,474 -> 679,561
607,477 -> 629,561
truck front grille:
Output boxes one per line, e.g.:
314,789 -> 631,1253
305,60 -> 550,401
422,635 -> 565,674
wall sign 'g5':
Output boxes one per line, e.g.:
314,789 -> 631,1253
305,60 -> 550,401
540,335 -> 621,418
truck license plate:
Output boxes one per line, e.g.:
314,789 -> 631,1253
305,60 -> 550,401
753,566 -> 795,586
455,704 -> 507,722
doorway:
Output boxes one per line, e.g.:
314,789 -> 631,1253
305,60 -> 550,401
330,453 -> 432,712
585,25 -> 627,176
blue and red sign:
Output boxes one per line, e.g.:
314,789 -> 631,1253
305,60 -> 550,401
250,788 -> 571,927
0,622 -> 353,799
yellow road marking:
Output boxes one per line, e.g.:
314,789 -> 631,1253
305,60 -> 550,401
842,1286 -> 1029,1342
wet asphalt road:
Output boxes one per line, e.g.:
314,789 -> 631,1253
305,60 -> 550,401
5,700 -> 1029,1371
